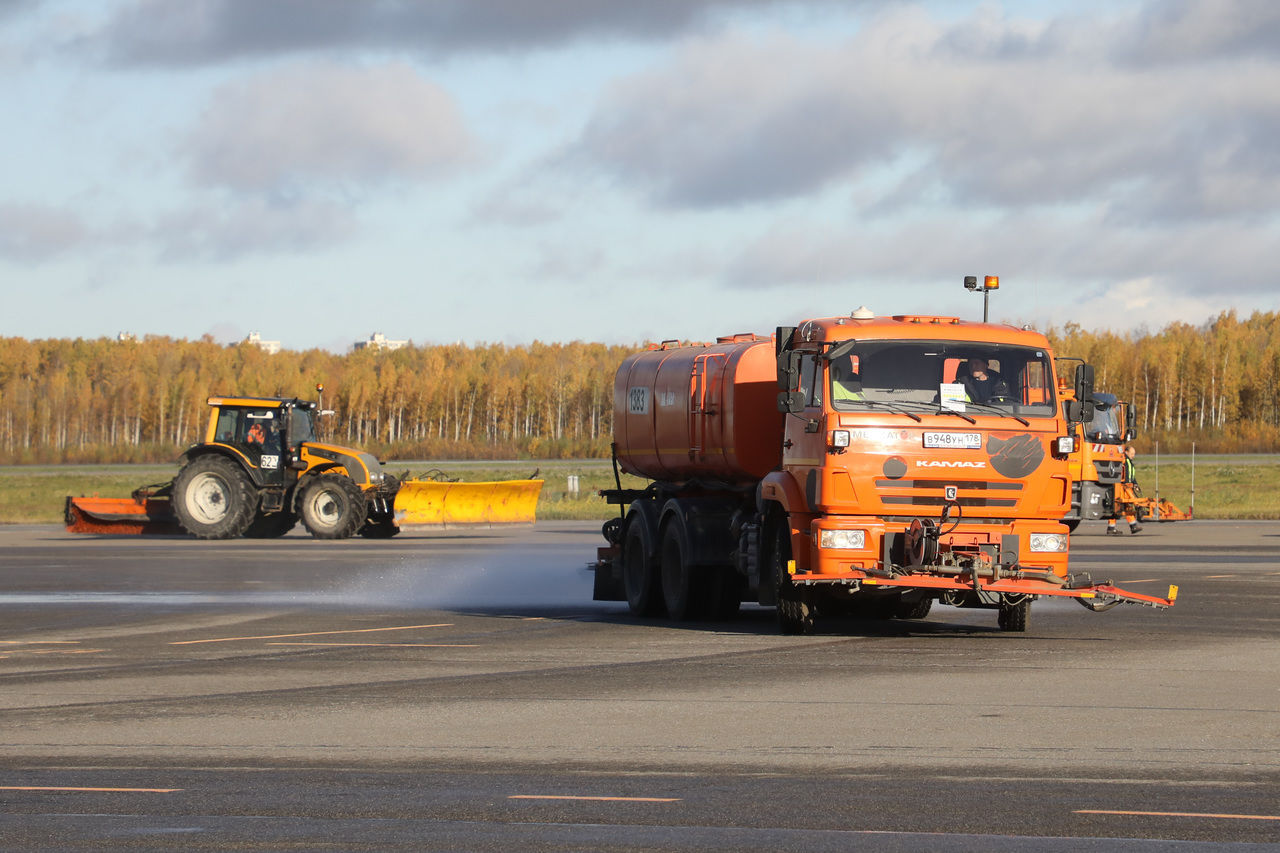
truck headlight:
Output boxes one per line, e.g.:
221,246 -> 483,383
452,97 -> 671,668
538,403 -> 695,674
830,429 -> 850,448
1029,533 -> 1067,552
820,529 -> 866,550
1055,436 -> 1076,454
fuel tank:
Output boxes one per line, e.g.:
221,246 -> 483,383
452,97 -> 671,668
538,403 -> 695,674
614,336 -> 784,485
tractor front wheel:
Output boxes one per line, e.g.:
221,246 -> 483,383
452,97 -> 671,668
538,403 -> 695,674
298,474 -> 367,540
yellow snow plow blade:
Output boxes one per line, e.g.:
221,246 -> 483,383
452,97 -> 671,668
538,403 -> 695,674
393,479 -> 543,526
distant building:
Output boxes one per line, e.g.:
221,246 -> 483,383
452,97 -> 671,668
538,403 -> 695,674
354,332 -> 408,352
245,331 -> 282,354
116,332 -> 138,342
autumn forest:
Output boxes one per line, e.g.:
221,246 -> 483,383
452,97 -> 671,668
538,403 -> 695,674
2,310 -> 1278,465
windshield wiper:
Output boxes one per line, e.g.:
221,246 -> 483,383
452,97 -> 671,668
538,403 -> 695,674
934,407 -> 977,424
846,400 -> 923,422
963,402 -> 1031,426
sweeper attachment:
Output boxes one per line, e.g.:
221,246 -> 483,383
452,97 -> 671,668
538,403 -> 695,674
64,395 -> 543,539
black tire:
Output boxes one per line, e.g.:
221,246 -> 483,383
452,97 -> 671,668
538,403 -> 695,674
297,474 -> 368,540
771,518 -> 814,635
171,455 -> 258,540
660,517 -> 704,621
895,593 -> 934,620
244,510 -> 296,539
623,511 -> 662,616
998,598 -> 1031,632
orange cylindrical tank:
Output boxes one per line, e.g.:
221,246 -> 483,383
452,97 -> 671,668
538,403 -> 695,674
614,337 -> 783,485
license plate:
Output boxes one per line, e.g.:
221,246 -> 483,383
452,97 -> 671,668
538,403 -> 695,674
923,432 -> 982,449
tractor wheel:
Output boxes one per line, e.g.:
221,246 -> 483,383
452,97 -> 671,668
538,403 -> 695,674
998,598 -> 1031,632
771,519 -> 814,635
298,474 -> 368,540
244,510 -> 296,539
172,455 -> 258,540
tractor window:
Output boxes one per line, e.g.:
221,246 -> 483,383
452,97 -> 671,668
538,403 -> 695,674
289,408 -> 316,445
214,409 -> 238,443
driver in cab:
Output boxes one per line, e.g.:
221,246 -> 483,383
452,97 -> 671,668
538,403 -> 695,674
962,358 -> 1009,403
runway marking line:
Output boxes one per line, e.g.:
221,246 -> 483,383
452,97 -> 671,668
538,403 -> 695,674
1076,809 -> 1280,821
266,642 -> 478,648
170,623 -> 453,645
0,641 -> 81,645
509,795 -> 680,803
1206,575 -> 1237,579
0,786 -> 182,793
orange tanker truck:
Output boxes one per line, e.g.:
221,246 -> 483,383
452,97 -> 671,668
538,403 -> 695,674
592,307 -> 1176,634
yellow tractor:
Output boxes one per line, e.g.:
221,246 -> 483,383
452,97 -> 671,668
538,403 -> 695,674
66,395 -> 543,539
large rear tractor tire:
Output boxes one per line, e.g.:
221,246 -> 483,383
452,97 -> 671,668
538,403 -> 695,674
172,455 -> 258,540
298,474 -> 368,540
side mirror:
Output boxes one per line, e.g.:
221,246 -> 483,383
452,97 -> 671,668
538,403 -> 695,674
1125,427 -> 1136,442
1071,363 -> 1096,424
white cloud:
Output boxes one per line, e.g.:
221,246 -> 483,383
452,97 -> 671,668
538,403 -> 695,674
571,5 -> 1280,223
184,60 -> 476,194
0,204 -> 92,262
154,196 -> 357,261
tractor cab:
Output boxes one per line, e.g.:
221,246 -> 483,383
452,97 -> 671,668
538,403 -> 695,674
205,397 -> 315,487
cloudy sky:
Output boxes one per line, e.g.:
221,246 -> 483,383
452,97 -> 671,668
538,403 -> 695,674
2,0 -> 1276,351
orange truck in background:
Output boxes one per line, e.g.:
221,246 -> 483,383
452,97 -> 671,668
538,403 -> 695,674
593,308 -> 1176,634
1059,388 -> 1192,528
1061,390 -> 1130,530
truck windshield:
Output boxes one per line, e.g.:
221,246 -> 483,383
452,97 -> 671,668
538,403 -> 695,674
827,340 -> 1057,417
1086,403 -> 1123,443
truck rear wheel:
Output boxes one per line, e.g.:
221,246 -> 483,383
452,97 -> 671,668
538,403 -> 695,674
623,511 -> 663,616
172,455 -> 258,540
298,474 -> 367,540
660,517 -> 704,621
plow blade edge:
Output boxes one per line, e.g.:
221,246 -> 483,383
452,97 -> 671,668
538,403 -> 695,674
393,479 -> 544,526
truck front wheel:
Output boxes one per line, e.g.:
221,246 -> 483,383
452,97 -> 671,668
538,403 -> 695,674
172,455 -> 258,540
298,474 -> 367,540
771,519 -> 814,635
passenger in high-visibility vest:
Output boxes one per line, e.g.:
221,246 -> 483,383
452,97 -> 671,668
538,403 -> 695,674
1107,445 -> 1143,535
831,358 -> 865,403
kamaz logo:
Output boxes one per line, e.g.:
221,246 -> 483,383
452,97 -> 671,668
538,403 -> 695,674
918,460 -> 987,469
